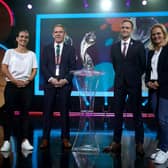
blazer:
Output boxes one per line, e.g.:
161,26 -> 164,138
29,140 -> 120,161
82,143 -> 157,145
111,39 -> 146,87
145,44 -> 168,99
41,42 -> 76,87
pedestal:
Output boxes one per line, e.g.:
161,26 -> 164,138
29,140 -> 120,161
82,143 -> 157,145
72,69 -> 104,153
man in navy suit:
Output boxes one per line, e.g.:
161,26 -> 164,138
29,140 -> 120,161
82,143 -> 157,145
40,24 -> 76,149
103,19 -> 146,156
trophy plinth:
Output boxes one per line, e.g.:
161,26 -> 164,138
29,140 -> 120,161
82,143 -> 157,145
72,69 -> 104,153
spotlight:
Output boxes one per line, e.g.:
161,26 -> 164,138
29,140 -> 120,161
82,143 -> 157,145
83,0 -> 89,8
125,0 -> 131,7
100,0 -> 112,11
27,3 -> 32,9
142,0 -> 148,6
54,0 -> 63,2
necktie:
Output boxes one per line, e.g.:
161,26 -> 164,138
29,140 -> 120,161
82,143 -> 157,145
122,42 -> 127,57
56,44 -> 60,57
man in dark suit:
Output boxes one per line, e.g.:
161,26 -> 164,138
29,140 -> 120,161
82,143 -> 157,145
103,19 -> 146,156
40,24 -> 76,149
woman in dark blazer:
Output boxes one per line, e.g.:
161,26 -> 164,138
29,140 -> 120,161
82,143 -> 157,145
145,24 -> 168,164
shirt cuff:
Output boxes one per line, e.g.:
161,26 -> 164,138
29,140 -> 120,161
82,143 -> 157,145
48,77 -> 54,82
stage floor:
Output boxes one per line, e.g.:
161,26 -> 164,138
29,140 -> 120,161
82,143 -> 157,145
0,115 -> 167,168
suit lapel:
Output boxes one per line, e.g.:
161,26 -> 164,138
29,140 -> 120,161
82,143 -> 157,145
61,43 -> 68,58
126,39 -> 134,57
50,45 -> 55,63
157,47 -> 165,72
117,41 -> 123,57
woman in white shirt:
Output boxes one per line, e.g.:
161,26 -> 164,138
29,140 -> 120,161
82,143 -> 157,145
0,29 -> 38,152
145,24 -> 168,164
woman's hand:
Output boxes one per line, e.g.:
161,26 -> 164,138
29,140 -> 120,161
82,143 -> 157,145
147,81 -> 159,90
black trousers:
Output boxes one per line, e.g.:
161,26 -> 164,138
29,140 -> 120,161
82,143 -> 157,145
42,85 -> 71,140
3,82 -> 33,140
113,82 -> 144,144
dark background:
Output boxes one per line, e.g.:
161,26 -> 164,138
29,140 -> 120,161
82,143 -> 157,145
2,0 -> 168,49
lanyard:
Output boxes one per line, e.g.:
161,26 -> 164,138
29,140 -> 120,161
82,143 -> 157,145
55,56 -> 61,65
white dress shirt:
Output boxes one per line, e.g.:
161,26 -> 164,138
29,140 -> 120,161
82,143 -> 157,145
54,42 -> 64,57
150,47 -> 162,80
48,42 -> 64,82
121,38 -> 131,56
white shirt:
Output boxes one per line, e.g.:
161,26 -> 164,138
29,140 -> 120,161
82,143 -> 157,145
54,42 -> 64,57
121,38 -> 131,55
48,42 -> 64,82
150,47 -> 162,80
2,49 -> 38,81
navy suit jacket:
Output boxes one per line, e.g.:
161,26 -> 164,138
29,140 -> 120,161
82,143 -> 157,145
111,39 -> 146,88
41,43 -> 76,87
145,44 -> 168,99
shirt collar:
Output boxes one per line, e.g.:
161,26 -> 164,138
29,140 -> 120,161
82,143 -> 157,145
121,38 -> 131,45
54,42 -> 64,48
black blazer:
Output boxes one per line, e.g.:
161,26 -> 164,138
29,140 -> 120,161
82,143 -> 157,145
41,43 -> 76,87
111,39 -> 146,87
145,44 -> 168,99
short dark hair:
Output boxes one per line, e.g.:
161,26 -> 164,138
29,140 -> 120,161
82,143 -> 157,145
16,29 -> 29,37
121,19 -> 134,29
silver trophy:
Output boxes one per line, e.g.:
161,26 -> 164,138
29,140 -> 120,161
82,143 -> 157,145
72,32 -> 103,154
80,32 -> 96,70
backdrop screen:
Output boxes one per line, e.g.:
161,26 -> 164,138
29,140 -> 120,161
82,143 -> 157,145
35,12 -> 168,96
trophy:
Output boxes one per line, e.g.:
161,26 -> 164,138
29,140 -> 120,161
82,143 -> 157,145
80,32 -> 96,70
72,32 -> 104,153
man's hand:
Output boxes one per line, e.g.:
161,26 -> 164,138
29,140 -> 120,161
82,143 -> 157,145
49,78 -> 68,87
56,79 -> 68,87
49,78 -> 59,85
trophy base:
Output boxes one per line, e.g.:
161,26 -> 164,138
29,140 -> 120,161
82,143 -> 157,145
72,145 -> 99,154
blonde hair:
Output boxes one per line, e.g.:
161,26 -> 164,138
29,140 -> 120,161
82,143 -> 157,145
148,23 -> 168,50
53,24 -> 66,32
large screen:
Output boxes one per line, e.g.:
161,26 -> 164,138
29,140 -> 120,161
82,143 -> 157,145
35,11 -> 168,96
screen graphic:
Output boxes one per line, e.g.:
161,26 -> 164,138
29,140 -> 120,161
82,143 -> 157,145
35,12 -> 168,96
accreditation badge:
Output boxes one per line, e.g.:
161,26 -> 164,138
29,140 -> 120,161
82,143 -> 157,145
55,64 -> 60,76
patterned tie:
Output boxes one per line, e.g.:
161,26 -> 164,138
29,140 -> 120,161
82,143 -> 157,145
122,42 -> 127,57
56,44 -> 60,57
